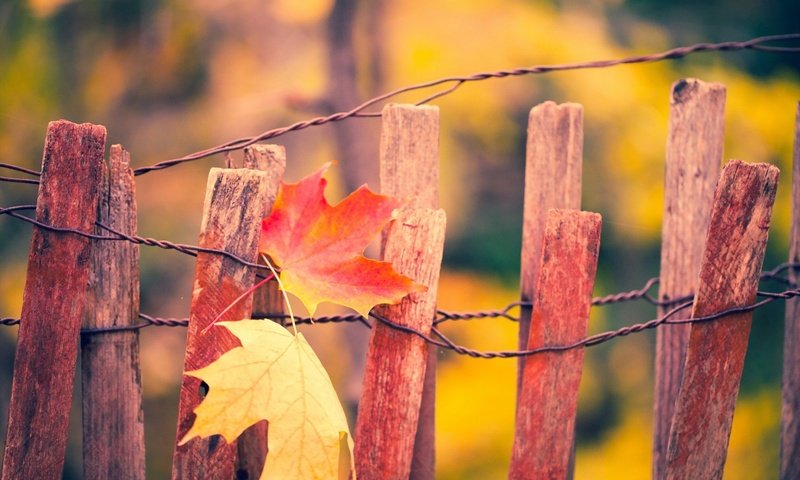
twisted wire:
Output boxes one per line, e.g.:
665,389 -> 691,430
0,34 -> 797,183
2,31 -> 800,350
119,34 -> 800,176
8,279 -> 799,358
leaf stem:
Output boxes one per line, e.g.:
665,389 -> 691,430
262,254 -> 298,335
202,271 -> 275,335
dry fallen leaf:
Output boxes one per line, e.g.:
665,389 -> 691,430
259,163 -> 425,316
179,320 -> 355,479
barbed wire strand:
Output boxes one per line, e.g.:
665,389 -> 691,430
126,33 -> 800,176
2,34 -> 796,183
3,268 -> 799,357
4,202 -> 798,291
0,163 -> 40,176
2,199 -> 799,311
128,287 -> 797,359
123,283 -> 794,327
3,180 -> 799,354
0,176 -> 39,185
0,205 -> 270,271
1,33 -> 799,354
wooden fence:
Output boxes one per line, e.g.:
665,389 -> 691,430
0,77 -> 798,479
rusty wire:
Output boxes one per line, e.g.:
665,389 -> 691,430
8,284 -> 794,357
1,33 -> 797,182
126,33 -> 800,176
1,33 -> 800,353
3,203 -> 798,295
2,200 -> 800,356
0,176 -> 39,185
0,163 -> 41,185
0,163 -> 40,176
3,261 -> 799,358
0,205 -> 267,271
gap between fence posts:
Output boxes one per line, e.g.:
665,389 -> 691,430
509,209 -> 601,479
80,144 -> 145,480
665,160 -> 779,479
235,144 -> 286,479
354,207 -> 446,480
377,102 -> 440,479
172,168 -> 273,479
1,121 -> 105,479
517,101 -> 583,395
652,78 -> 725,480
782,102 -> 800,480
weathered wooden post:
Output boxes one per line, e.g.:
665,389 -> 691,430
782,102 -> 800,480
2,120 -> 105,479
354,207 -> 446,480
518,101 -> 583,388
172,167 -> 273,478
81,145 -> 145,479
377,103 -> 441,479
665,160 -> 779,479
352,104 -> 442,479
509,209 -> 601,479
653,78 -> 725,479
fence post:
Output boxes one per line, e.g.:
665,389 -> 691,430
1,120 -> 105,479
652,78 -> 725,479
354,207 -> 446,480
782,102 -> 800,480
172,168 -> 273,479
509,209 -> 601,479
80,145 -> 145,479
377,103 -> 440,479
242,145 -> 285,321
518,102 -> 583,388
665,160 -> 779,479
235,145 -> 286,479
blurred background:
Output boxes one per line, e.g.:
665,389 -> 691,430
0,0 -> 798,478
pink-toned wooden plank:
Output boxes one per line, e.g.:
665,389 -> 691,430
354,208 -> 446,480
379,103 -> 440,480
243,145 -> 285,322
665,160 -> 779,480
235,145 -> 286,480
782,102 -> 800,480
80,145 -> 145,479
653,78 -> 725,479
379,103 -> 439,209
518,102 -> 583,389
509,209 -> 601,479
172,168 -> 272,479
2,120 -> 105,479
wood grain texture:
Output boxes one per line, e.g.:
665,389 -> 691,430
2,120 -> 105,480
243,144 -> 286,317
236,145 -> 286,480
172,168 -> 272,480
665,160 -> 779,480
518,102 -> 583,387
354,208 -> 446,480
509,209 -> 601,480
782,102 -> 800,480
80,145 -> 145,480
379,103 -> 439,209
653,78 -> 725,480
379,103 -> 440,480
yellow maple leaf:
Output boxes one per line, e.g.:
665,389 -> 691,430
179,320 -> 355,480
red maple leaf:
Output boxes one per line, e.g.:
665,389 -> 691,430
259,164 -> 425,317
